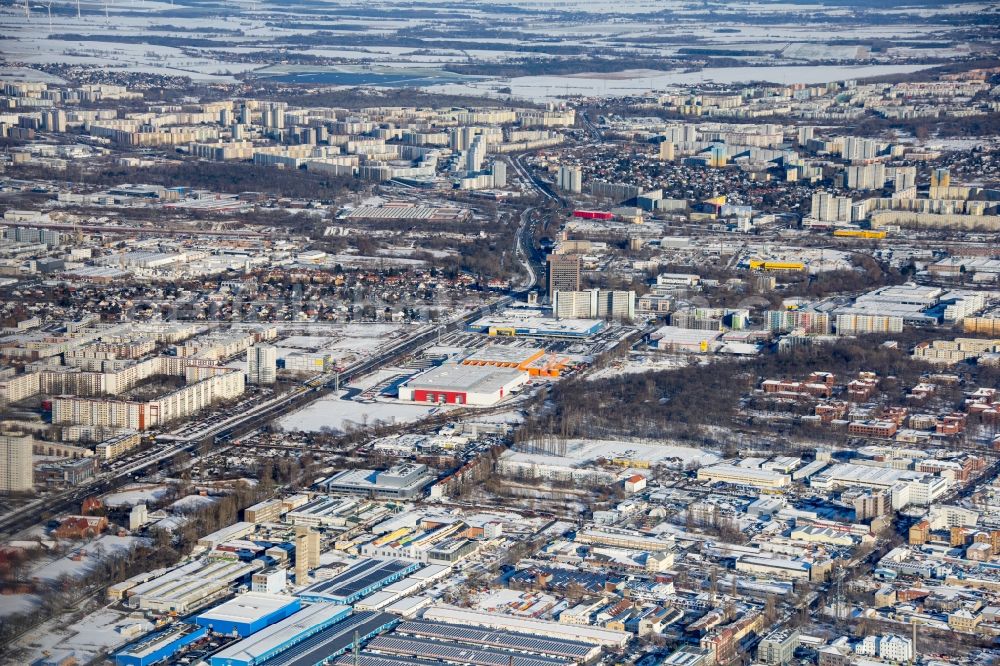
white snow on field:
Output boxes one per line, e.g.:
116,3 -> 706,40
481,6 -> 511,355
103,484 -> 171,508
0,593 -> 42,617
586,353 -> 690,381
277,392 -> 443,433
169,495 -> 217,512
505,437 -> 720,469
33,536 -> 150,583
279,335 -> 333,349
272,323 -> 418,364
426,64 -> 936,101
463,409 -> 525,426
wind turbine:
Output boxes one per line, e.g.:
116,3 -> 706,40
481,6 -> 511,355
24,0 -> 29,18
46,1 -> 52,32
77,0 -> 81,19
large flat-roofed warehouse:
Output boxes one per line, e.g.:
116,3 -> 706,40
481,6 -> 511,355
255,611 -> 398,666
286,496 -> 360,527
397,363 -> 528,406
319,463 -> 435,499
466,312 -> 605,339
333,655 -> 441,666
297,559 -> 421,605
361,635 -> 573,666
116,624 -> 207,666
194,593 -> 300,638
460,346 -> 567,377
210,603 -> 351,666
696,464 -> 792,489
420,605 -> 630,649
341,204 -> 470,223
393,620 -> 601,661
126,558 -> 263,614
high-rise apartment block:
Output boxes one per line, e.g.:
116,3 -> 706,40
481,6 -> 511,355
0,432 -> 33,493
248,344 -> 277,385
557,165 -> 582,193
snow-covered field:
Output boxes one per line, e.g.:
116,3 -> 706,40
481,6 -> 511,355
586,353 -> 690,381
277,392 -> 443,433
102,484 -> 171,508
507,437 -> 721,469
33,535 -> 150,583
426,64 -> 937,102
168,494 -> 218,512
0,593 -> 43,618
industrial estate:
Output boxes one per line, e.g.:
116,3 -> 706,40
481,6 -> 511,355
1,1 -> 1000,666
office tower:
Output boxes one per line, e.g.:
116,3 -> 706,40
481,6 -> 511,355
557,166 -> 582,193
931,167 -> 950,188
658,141 -> 675,161
247,344 -> 277,385
492,161 -> 507,188
294,525 -> 319,583
0,433 -> 33,493
547,254 -> 581,295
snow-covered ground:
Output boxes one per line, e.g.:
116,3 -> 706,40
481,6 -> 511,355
168,494 -> 218,513
425,64 -> 937,102
507,437 -> 721,468
33,535 -> 151,584
586,353 -> 690,381
277,392 -> 444,433
102,484 -> 171,508
0,593 -> 43,618
16,604 -> 153,665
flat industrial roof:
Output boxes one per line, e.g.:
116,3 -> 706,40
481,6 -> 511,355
119,623 -> 204,660
196,593 -> 298,625
462,345 -> 544,364
468,312 -> 604,337
364,635 -> 570,666
407,564 -> 450,581
211,603 -> 350,664
395,620 -> 597,660
404,363 -> 525,394
258,611 -> 396,666
420,605 -> 629,648
298,559 -> 414,601
333,654 -> 441,666
813,463 -> 925,487
699,464 -> 791,481
653,325 -> 724,345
